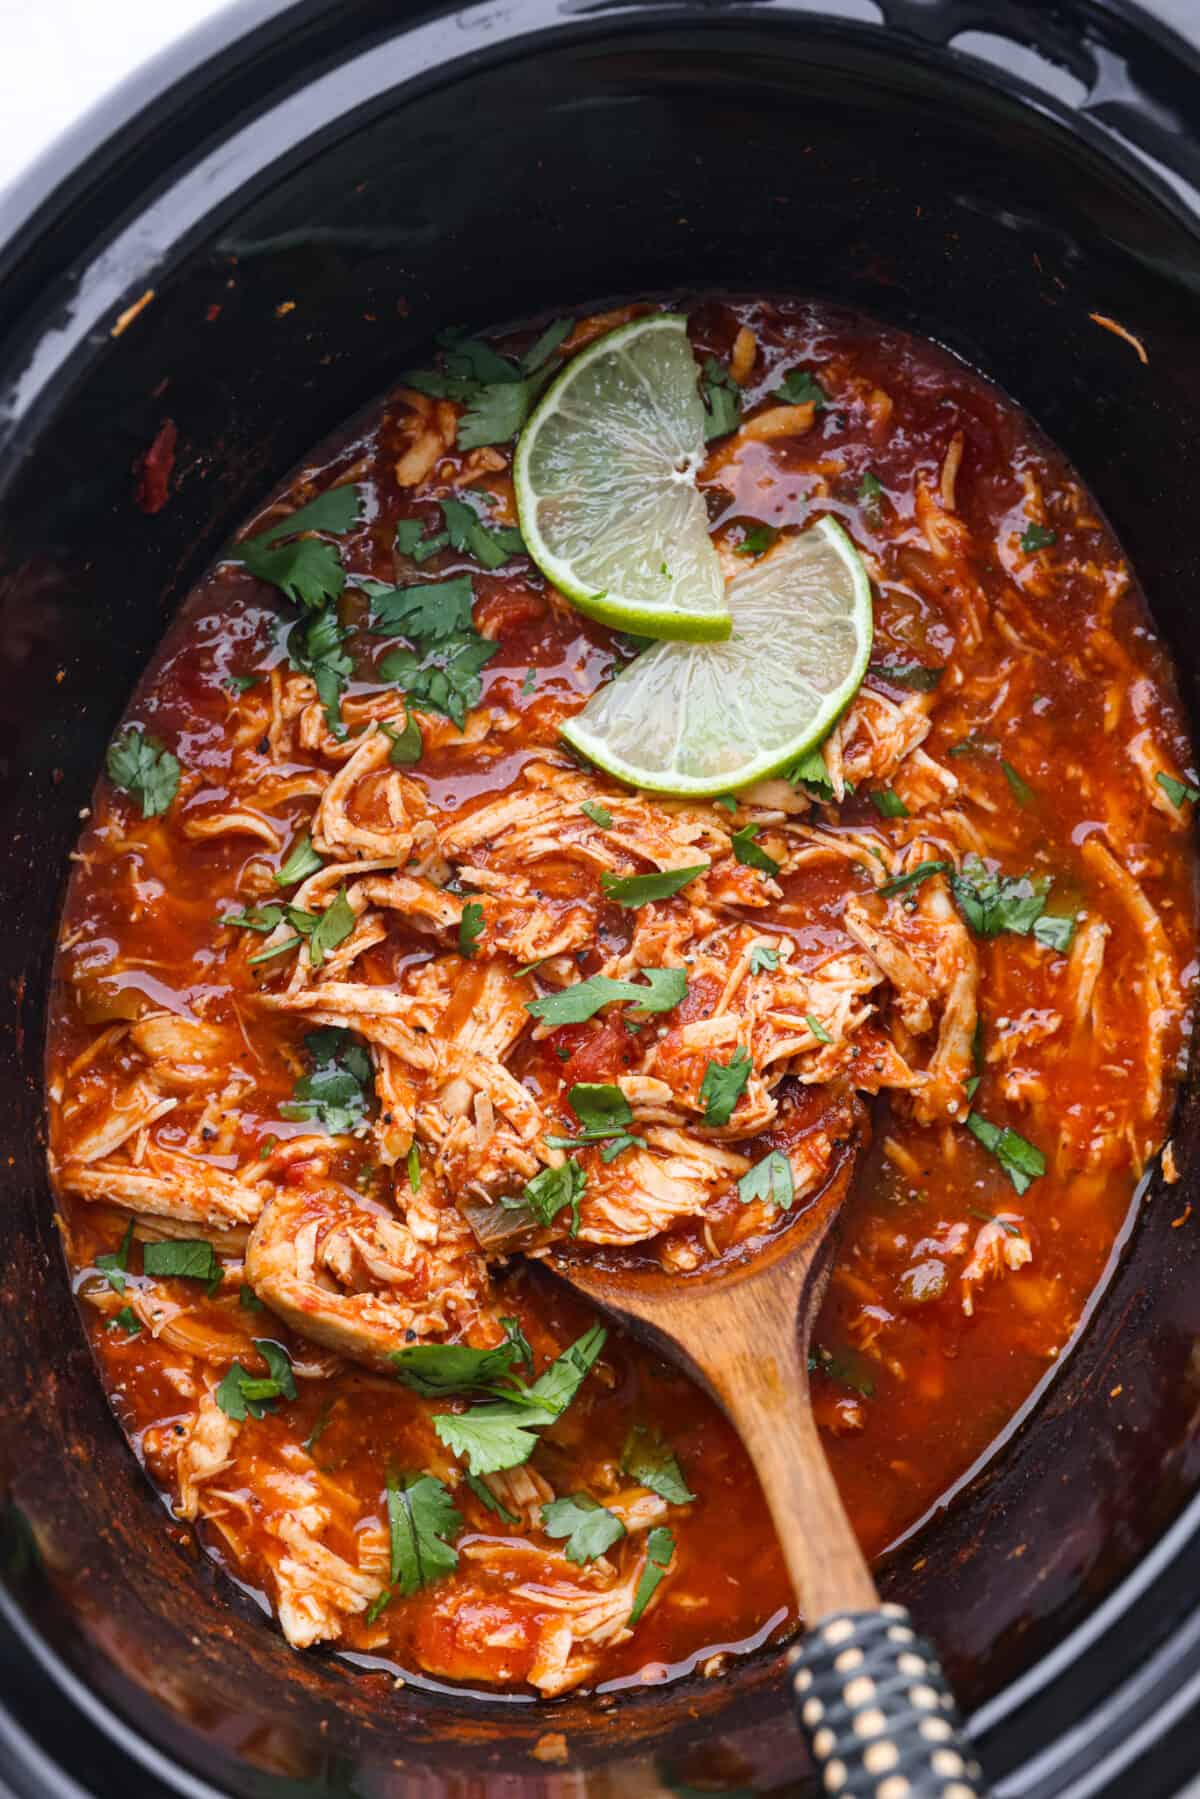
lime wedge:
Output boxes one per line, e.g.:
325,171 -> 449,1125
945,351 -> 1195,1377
514,314 -> 730,642
560,518 -> 873,796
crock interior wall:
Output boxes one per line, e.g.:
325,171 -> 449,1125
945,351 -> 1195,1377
1,21 -> 1199,1797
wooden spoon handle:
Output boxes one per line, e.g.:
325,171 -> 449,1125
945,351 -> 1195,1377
790,1607 -> 988,1798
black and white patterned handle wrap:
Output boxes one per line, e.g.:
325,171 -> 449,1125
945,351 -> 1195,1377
789,1605 -> 988,1798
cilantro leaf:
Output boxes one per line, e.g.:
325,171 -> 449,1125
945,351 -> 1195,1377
870,789 -> 909,819
776,368 -> 828,408
872,661 -> 943,692
966,1112 -> 1045,1194
464,1471 -> 519,1523
508,1160 -> 587,1235
950,856 -> 1043,934
1002,760 -> 1036,808
308,887 -> 355,968
459,900 -> 485,958
521,318 -> 572,373
286,605 -> 354,737
878,859 -> 950,897
279,1026 -> 371,1135
600,865 -> 707,908
275,833 -> 324,887
216,1339 -> 296,1421
1156,771 -> 1200,809
569,1084 -> 634,1134
395,518 -> 449,563
544,1129 -> 646,1164
433,1410 -> 543,1477
382,714 -> 422,765
541,1494 -> 626,1565
810,1344 -> 875,1397
432,1326 -> 607,1475
526,967 -> 686,1025
458,379 -> 537,450
439,498 -> 525,570
241,486 -> 362,550
731,824 -> 781,876
580,800 -> 613,829
1031,910 -> 1077,955
737,1150 -> 795,1210
386,1471 -> 462,1595
629,1526 -> 675,1625
734,525 -> 777,559
620,1424 -> 694,1504
525,1323 -> 607,1415
699,1046 -> 751,1126
700,357 -> 740,440
221,903 -> 285,933
391,1330 -> 528,1398
749,944 -> 780,973
95,1219 -> 135,1295
242,538 -> 346,611
806,1013 -> 832,1044
109,1306 -> 142,1336
438,330 -> 522,384
365,574 -> 477,642
858,471 -> 884,511
106,729 -> 180,818
1019,522 -> 1057,554
785,743 -> 835,801
378,632 -> 498,729
142,1240 -> 222,1290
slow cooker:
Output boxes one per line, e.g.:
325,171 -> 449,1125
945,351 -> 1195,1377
2,1 -> 1200,1793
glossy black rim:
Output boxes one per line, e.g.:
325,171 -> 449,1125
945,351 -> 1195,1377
2,5 -> 1200,1797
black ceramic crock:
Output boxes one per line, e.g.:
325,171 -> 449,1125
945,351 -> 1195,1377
2,2 -> 1200,1794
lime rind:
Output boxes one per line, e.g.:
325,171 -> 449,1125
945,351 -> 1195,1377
560,517 -> 874,797
514,314 -> 731,643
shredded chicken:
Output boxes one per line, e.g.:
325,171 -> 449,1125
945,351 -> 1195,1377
244,1187 -> 492,1367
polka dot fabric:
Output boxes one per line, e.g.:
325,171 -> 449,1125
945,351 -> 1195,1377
789,1605 -> 987,1797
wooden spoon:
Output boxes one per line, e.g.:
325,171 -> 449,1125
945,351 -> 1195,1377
547,1142 -> 989,1798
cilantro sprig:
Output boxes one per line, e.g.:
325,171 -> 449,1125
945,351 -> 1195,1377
432,1324 -> 607,1476
731,824 -> 781,877
526,967 -> 686,1026
107,729 -> 181,818
541,1494 -> 626,1564
502,1160 -> 587,1234
233,485 -> 363,734
370,1472 -> 462,1616
391,1319 -> 534,1398
601,865 -> 707,908
950,854 -> 1076,952
629,1526 -> 675,1625
142,1239 -> 223,1293
216,1339 -> 296,1421
699,1046 -> 751,1126
700,357 -> 740,440
401,322 -> 568,449
621,1423 -> 694,1504
95,1219 -> 135,1295
966,1112 -> 1045,1194
279,1027 -> 372,1136
737,1150 -> 795,1210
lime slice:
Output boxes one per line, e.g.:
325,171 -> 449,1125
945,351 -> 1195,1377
514,314 -> 730,642
560,518 -> 873,796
